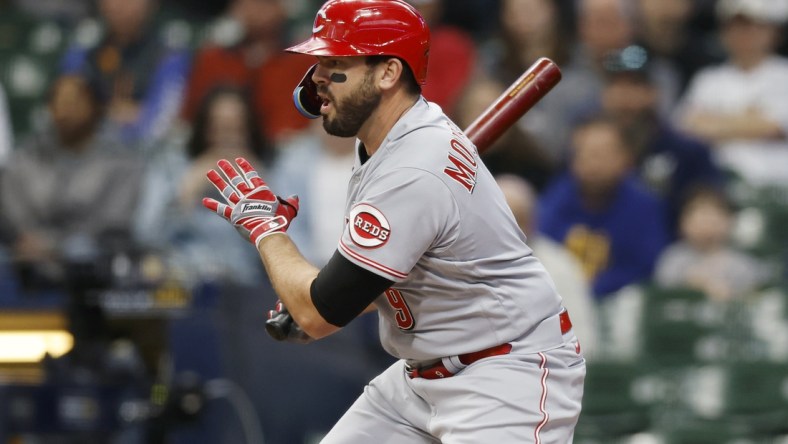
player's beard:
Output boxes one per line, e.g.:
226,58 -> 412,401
323,69 -> 381,138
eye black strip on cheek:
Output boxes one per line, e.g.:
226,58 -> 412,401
330,72 -> 347,83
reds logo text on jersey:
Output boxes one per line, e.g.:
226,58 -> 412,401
349,203 -> 391,248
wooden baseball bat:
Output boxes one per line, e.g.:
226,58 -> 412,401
266,58 -> 562,342
465,57 -> 562,154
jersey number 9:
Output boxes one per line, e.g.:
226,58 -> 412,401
385,288 -> 415,330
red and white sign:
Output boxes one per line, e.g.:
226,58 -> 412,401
349,203 -> 391,248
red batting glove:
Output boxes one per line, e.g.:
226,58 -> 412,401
202,157 -> 299,247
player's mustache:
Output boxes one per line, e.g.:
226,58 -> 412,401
317,85 -> 335,103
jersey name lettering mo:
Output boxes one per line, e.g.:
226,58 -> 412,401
443,133 -> 478,193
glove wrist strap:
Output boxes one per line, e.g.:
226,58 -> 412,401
251,216 -> 290,247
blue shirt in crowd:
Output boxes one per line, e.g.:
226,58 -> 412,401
538,173 -> 670,299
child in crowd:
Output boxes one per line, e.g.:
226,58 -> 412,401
654,186 -> 767,301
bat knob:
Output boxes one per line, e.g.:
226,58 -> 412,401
265,313 -> 291,341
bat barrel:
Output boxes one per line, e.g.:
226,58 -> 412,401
464,58 -> 562,154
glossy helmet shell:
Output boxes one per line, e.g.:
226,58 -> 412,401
286,0 -> 431,84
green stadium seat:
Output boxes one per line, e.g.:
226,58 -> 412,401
0,9 -> 35,56
153,5 -> 209,50
637,286 -> 736,367
27,20 -> 67,56
748,286 -> 788,362
662,424 -> 754,444
0,53 -> 57,139
662,361 -> 788,443
0,9 -> 68,141
735,205 -> 788,260
575,361 -> 657,440
731,184 -> 788,279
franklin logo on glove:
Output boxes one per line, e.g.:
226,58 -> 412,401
242,203 -> 274,213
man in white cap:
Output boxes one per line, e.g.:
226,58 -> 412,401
676,0 -> 788,186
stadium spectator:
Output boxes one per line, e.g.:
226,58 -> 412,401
0,74 -> 143,288
60,0 -> 190,149
633,0 -> 721,94
597,45 -> 723,237
575,0 -> 682,116
676,0 -> 788,186
576,0 -> 634,61
538,116 -> 669,300
404,0 -> 477,117
654,186 -> 767,301
496,174 -> 599,357
133,85 -> 270,286
178,0 -> 313,143
492,0 -> 572,75
486,0 -> 585,163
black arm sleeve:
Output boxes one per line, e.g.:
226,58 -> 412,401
310,250 -> 395,327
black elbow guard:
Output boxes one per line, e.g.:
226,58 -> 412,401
310,251 -> 395,327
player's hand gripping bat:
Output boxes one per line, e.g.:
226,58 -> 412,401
267,58 -> 563,342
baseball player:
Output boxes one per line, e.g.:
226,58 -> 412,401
201,0 -> 586,442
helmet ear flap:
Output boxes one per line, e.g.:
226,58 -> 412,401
293,64 -> 321,119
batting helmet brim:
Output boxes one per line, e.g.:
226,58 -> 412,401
286,37 -> 381,59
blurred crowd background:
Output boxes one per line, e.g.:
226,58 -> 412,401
0,0 -> 787,442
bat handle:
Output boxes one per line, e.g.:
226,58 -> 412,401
265,311 -> 314,344
265,312 -> 292,341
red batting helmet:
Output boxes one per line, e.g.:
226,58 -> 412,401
285,0 -> 431,84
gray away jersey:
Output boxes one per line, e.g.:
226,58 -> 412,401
338,98 -> 563,361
